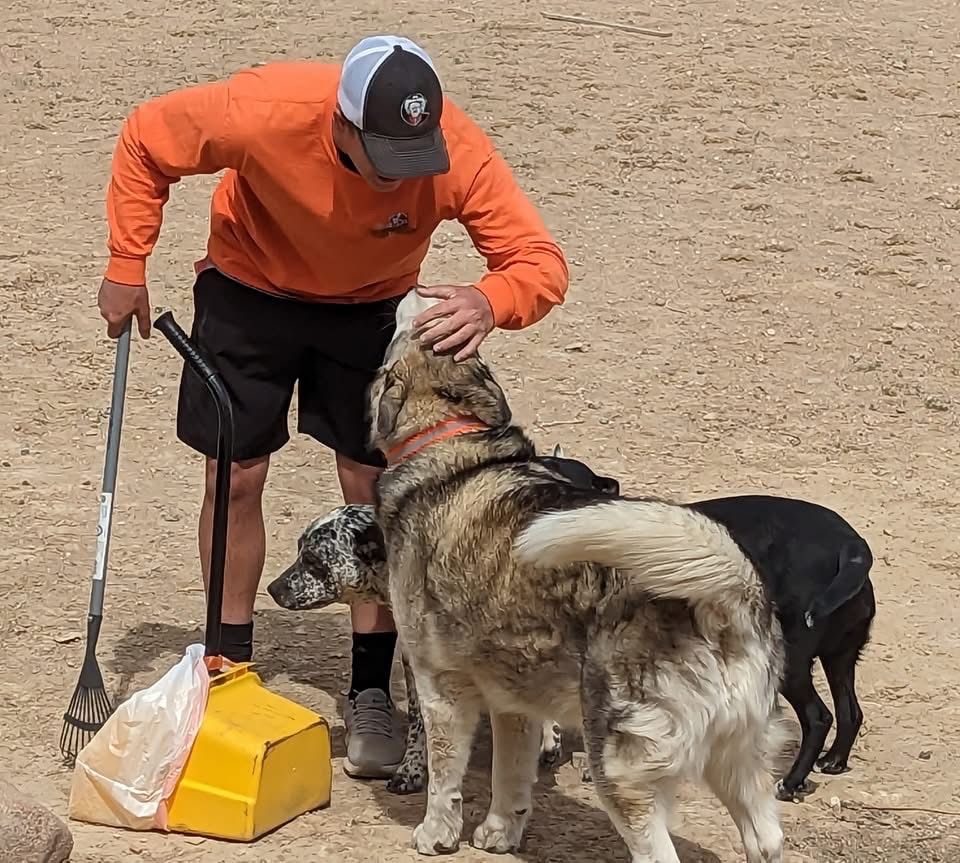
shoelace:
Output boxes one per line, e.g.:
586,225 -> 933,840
351,698 -> 394,736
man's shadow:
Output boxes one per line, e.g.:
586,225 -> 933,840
108,606 -> 368,759
110,606 -> 352,691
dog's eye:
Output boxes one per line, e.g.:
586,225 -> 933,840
435,387 -> 462,403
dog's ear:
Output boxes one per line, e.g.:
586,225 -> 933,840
355,520 -> 386,561
375,371 -> 408,440
472,380 -> 511,427
469,362 -> 512,428
551,443 -> 565,458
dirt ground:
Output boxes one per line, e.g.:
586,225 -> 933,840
1,0 -> 958,860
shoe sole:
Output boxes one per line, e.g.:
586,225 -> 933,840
343,757 -> 402,780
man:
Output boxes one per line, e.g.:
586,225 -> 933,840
97,34 -> 568,780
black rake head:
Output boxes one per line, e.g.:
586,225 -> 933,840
60,650 -> 114,765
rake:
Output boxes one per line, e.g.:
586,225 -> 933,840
60,322 -> 131,764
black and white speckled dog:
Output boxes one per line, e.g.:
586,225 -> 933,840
266,447 -> 620,795
267,502 -> 428,794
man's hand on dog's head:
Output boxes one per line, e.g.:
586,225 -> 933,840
413,284 -> 494,362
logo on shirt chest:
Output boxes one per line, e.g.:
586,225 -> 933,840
371,212 -> 415,237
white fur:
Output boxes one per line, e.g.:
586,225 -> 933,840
515,499 -> 760,606
513,499 -> 788,863
303,508 -> 343,536
395,289 -> 441,337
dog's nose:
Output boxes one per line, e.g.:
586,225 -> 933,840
266,574 -> 295,608
602,479 -> 621,496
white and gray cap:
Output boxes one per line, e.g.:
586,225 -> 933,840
337,35 -> 450,179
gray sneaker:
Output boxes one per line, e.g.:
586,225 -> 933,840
344,688 -> 407,779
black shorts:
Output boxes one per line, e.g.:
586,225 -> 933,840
176,268 -> 400,467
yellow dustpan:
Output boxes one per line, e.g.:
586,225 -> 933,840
156,312 -> 332,841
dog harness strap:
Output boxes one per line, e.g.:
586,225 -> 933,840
386,416 -> 489,465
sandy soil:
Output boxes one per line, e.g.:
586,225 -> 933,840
1,0 -> 959,860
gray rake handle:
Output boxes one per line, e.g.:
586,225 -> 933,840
88,321 -> 131,618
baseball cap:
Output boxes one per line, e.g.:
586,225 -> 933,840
337,35 -> 450,179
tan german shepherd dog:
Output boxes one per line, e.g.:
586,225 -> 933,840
366,291 -> 787,862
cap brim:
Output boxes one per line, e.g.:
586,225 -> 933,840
360,127 -> 450,179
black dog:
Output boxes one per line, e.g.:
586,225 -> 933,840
688,494 -> 875,800
548,449 -> 876,801
537,453 -> 620,496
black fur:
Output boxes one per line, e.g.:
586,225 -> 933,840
688,495 -> 876,800
535,455 -> 621,496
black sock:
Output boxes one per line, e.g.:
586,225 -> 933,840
349,631 -> 397,701
220,621 -> 254,663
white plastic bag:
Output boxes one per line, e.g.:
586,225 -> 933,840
68,643 -> 212,831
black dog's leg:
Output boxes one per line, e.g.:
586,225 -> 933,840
387,651 -> 427,794
816,637 -> 867,775
777,669 -> 833,801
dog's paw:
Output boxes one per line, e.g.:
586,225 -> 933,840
471,814 -> 527,854
775,778 -> 811,803
412,818 -> 460,855
580,765 -> 593,783
387,768 -> 426,795
748,832 -> 784,863
815,755 -> 850,776
539,741 -> 563,771
538,721 -> 563,771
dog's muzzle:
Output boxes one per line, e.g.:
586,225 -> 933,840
266,564 -> 303,610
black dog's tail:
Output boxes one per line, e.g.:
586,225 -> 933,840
804,539 -> 873,628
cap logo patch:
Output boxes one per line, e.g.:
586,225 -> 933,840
401,93 -> 428,127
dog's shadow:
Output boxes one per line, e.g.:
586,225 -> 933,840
369,724 -> 722,863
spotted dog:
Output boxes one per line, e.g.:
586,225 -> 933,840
267,503 -> 427,794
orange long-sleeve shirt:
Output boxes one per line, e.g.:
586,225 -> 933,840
104,62 -> 569,329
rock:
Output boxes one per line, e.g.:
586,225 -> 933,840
0,778 -> 74,863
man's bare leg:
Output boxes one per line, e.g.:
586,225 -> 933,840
336,452 -> 407,778
198,455 -> 270,662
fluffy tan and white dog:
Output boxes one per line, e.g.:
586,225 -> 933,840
367,290 -> 788,862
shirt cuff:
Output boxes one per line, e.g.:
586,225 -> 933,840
105,255 -> 147,286
476,276 -> 516,328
